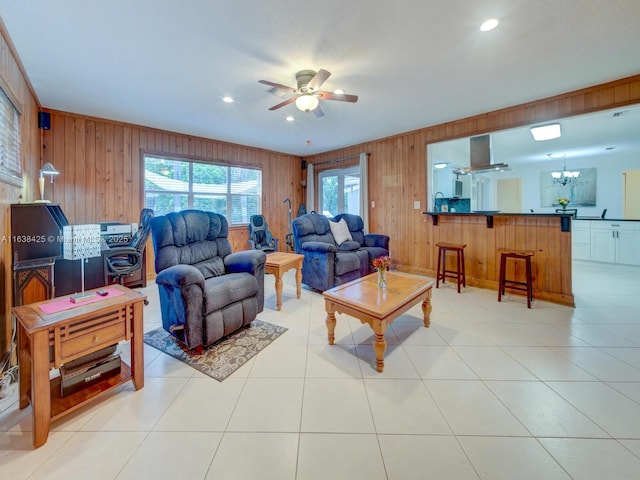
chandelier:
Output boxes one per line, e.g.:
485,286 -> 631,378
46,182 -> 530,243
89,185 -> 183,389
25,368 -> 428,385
550,156 -> 580,187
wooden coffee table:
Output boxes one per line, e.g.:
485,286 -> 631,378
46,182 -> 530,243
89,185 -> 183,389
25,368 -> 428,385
323,271 -> 434,372
264,252 -> 304,311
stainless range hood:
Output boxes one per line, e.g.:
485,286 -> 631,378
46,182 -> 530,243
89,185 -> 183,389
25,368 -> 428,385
453,135 -> 509,174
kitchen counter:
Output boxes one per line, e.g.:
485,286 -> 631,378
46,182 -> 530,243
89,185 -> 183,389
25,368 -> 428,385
423,211 -> 573,217
576,217 -> 640,222
423,211 -> 574,232
422,211 -> 574,306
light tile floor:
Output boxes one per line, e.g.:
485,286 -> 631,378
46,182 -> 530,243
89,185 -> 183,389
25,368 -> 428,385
2,260 -> 640,479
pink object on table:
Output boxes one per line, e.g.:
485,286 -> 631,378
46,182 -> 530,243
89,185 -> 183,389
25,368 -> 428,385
39,287 -> 126,315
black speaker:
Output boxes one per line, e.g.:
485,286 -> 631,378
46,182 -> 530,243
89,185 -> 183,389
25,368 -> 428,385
38,111 -> 50,130
301,160 -> 307,169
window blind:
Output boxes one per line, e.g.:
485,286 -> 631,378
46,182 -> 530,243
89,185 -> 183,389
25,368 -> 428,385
0,87 -> 22,187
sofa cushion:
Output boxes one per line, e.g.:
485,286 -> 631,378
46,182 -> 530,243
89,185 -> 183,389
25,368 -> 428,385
334,251 -> 360,276
203,272 -> 258,314
329,218 -> 353,245
338,240 -> 360,251
151,210 -> 233,273
194,257 -> 226,279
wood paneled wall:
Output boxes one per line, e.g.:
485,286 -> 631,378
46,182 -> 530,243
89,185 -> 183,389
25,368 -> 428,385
0,20 -> 40,362
41,111 -> 304,278
304,75 -> 640,276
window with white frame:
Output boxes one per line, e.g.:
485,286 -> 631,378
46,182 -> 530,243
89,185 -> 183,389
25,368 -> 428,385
0,87 -> 22,187
144,154 -> 261,224
318,166 -> 360,217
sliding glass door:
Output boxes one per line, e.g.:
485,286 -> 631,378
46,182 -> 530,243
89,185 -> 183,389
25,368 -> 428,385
318,166 -> 360,217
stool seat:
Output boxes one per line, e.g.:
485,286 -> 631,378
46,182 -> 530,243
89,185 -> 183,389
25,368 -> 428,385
436,242 -> 466,293
498,249 -> 534,308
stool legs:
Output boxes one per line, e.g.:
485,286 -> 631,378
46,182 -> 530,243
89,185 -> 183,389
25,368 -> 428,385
436,247 -> 443,289
525,255 -> 532,308
436,245 -> 466,293
498,252 -> 533,308
498,253 -> 507,302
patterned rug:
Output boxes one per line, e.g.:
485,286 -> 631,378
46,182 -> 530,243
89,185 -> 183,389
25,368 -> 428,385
143,320 -> 287,381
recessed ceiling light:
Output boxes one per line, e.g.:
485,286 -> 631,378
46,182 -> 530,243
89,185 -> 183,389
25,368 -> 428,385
433,162 -> 448,169
480,18 -> 499,32
222,96 -> 234,103
530,123 -> 561,141
286,116 -> 294,122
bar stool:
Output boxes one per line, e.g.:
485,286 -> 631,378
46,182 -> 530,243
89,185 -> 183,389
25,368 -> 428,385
497,249 -> 534,308
435,242 -> 466,293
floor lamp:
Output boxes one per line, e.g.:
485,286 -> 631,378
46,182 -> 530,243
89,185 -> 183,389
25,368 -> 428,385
62,224 -> 102,303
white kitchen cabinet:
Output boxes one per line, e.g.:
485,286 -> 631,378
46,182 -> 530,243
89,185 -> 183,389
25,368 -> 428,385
590,221 -> 640,265
571,220 -> 591,261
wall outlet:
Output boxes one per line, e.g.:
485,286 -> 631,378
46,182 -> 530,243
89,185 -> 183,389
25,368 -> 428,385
413,200 -> 421,210
371,201 -> 375,208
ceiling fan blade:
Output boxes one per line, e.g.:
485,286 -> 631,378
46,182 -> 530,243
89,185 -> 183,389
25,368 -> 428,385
258,79 -> 296,93
318,91 -> 358,103
269,97 -> 297,111
307,69 -> 331,90
313,104 -> 325,118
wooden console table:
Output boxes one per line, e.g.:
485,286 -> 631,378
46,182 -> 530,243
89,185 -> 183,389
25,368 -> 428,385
13,284 -> 146,448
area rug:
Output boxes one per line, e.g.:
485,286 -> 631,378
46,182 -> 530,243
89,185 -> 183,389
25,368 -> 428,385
143,320 -> 287,381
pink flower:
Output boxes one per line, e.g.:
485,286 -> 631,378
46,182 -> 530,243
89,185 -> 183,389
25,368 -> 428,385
372,255 -> 390,271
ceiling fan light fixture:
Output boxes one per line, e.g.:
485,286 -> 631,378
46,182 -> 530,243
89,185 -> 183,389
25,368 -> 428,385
295,94 -> 319,112
530,123 -> 561,141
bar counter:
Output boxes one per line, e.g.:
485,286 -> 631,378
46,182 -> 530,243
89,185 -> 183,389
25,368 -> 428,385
422,211 -> 574,306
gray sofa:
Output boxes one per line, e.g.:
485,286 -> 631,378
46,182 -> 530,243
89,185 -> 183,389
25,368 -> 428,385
150,210 -> 266,349
292,212 -> 390,291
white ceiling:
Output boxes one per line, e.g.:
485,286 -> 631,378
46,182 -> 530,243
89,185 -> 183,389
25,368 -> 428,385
1,0 -> 640,156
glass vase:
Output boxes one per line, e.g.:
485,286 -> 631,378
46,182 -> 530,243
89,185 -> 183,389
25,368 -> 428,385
377,268 -> 387,289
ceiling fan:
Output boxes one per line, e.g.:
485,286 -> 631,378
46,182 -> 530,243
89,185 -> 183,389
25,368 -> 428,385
259,69 -> 358,118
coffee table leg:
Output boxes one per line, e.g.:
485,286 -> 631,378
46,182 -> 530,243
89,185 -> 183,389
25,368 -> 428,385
326,311 -> 336,345
421,287 -> 433,328
274,272 -> 283,311
295,265 -> 302,299
372,321 -> 387,372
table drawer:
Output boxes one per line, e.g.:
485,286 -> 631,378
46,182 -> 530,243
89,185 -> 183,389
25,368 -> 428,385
56,311 -> 127,363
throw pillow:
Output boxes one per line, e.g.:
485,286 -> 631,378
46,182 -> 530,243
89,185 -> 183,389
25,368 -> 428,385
329,218 -> 353,245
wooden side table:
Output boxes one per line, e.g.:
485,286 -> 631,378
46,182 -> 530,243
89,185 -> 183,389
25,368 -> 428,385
13,284 -> 146,448
264,252 -> 304,311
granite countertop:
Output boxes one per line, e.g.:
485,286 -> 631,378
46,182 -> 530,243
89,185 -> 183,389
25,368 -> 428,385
421,211 -> 640,222
422,211 -> 573,217
575,217 -> 640,222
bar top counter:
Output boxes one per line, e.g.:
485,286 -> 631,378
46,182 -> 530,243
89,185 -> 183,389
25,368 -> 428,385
424,211 -> 639,221
421,211 -> 575,306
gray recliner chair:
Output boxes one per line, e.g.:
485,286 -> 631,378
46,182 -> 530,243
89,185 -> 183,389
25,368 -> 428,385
150,210 -> 266,349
